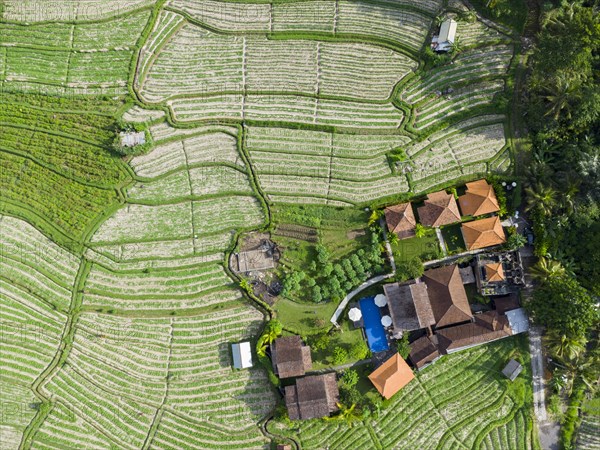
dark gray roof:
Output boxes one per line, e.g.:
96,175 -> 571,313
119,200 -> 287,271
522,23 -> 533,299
502,359 -> 523,381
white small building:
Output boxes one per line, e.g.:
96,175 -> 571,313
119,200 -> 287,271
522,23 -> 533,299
431,19 -> 458,52
231,342 -> 253,369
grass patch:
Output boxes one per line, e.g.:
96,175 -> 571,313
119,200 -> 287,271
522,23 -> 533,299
441,223 -> 467,254
274,297 -> 338,336
391,233 -> 441,263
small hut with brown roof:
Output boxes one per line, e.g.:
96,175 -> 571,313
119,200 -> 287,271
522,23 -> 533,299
384,281 -> 435,337
485,263 -> 505,282
409,335 -> 441,369
285,373 -> 340,420
271,335 -> 312,379
436,311 -> 512,353
368,353 -> 415,399
458,179 -> 500,217
461,216 -> 506,250
385,202 -> 417,239
422,265 -> 472,329
417,190 -> 461,227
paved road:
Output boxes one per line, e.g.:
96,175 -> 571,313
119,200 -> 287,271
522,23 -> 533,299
529,327 -> 547,422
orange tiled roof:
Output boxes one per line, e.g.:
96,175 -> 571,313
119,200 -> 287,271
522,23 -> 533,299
384,203 -> 416,240
461,216 -> 506,250
368,353 -> 415,399
458,179 -> 500,216
417,190 -> 461,227
485,263 -> 505,282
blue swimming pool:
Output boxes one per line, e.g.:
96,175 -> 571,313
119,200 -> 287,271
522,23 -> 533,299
359,296 -> 389,353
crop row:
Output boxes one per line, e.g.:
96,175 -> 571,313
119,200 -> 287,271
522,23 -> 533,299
1,10 -> 150,50
122,105 -> 166,124
88,231 -> 233,263
131,131 -> 243,178
456,17 -> 511,48
151,410 -> 269,449
409,122 -> 506,183
257,173 -> 409,205
30,402 -> 119,450
576,413 -> 600,450
402,46 -> 514,105
246,126 -> 410,158
149,121 -> 239,143
170,94 -> 404,128
91,196 -> 264,244
413,79 -> 505,130
167,0 -> 440,44
36,306 -> 274,447
128,166 -> 253,202
1,151 -> 120,240
2,0 -> 154,22
140,22 -> 415,102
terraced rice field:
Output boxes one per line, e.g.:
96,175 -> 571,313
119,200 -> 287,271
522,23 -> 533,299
0,0 -> 525,448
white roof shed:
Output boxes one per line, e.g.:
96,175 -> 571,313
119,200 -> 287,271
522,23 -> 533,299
232,342 -> 253,369
439,19 -> 458,44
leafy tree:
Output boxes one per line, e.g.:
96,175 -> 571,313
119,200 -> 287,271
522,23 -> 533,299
315,244 -> 330,266
388,232 -> 400,246
396,333 -> 411,359
525,275 -> 598,338
311,285 -> 323,303
505,232 -> 527,250
332,346 -> 349,365
341,369 -> 359,389
349,341 -> 370,361
312,333 -> 330,351
395,257 -> 424,282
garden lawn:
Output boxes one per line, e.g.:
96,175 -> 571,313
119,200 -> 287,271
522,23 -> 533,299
310,319 -> 368,370
274,297 -> 338,336
391,233 -> 441,263
441,222 -> 467,254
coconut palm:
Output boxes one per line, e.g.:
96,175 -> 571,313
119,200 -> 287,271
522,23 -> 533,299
529,257 -> 566,281
524,183 -> 557,216
325,403 -> 362,427
368,209 -> 383,226
387,232 -> 400,246
545,330 -> 587,363
415,223 -> 428,238
543,74 -> 581,121
449,36 -> 463,54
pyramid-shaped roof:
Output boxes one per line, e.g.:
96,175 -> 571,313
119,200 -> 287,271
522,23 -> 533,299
458,179 -> 500,216
417,190 -> 461,227
384,203 -> 416,239
461,216 -> 506,251
422,265 -> 472,328
368,353 -> 415,399
485,263 -> 505,282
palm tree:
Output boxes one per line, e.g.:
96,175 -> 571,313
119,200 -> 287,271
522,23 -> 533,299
368,209 -> 383,226
449,36 -> 463,54
387,232 -> 400,246
524,183 -> 557,216
529,257 -> 566,281
543,74 -> 581,121
325,403 -> 362,427
415,223 -> 428,238
545,330 -> 587,363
